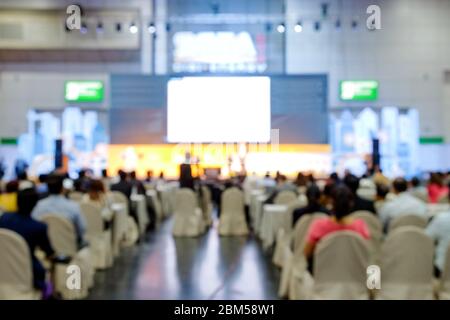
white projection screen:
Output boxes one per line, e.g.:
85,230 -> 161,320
167,76 -> 271,143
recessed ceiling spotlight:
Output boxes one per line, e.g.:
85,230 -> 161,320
276,23 -> 286,33
129,22 -> 138,34
294,21 -> 303,33
147,22 -> 156,34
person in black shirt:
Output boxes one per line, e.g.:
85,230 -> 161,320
292,184 -> 330,226
343,174 -> 376,213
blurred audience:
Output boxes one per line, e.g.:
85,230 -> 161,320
426,191 -> 450,277
378,177 -> 428,228
409,177 -> 428,202
303,185 -> 370,272
0,180 -> 19,213
32,174 -> 87,247
343,174 -> 376,213
428,172 -> 449,203
110,170 -> 133,198
0,188 -> 55,295
292,184 -> 330,226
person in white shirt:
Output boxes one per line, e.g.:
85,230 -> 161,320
378,177 -> 428,229
426,205 -> 450,277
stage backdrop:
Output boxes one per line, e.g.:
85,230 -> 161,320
110,74 -> 329,145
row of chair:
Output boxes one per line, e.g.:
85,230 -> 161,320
0,189 -> 161,300
172,186 -> 250,237
275,210 -> 450,299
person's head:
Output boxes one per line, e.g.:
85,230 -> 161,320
146,170 -> 153,178
130,171 -> 137,180
78,170 -> 86,179
295,172 -> 307,186
330,172 -> 339,182
159,172 -> 164,179
17,188 -> 39,216
47,174 -> 64,195
17,171 -> 28,181
376,183 -> 389,200
101,169 -> 108,178
88,179 -> 105,200
118,170 -> 128,181
429,172 -> 443,186
343,174 -> 360,195
410,177 -> 421,188
5,180 -> 19,193
331,185 -> 354,220
306,184 -> 321,206
277,175 -> 287,185
392,177 -> 408,194
307,173 -> 316,184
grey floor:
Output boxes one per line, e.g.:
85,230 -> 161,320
88,216 -> 280,300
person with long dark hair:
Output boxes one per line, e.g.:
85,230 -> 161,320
303,185 -> 370,263
292,184 -> 329,226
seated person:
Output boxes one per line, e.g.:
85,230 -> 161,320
264,175 -> 297,204
425,190 -> 450,277
378,177 -> 428,230
110,170 -> 132,199
303,185 -> 370,273
0,188 -> 55,297
428,173 -> 449,203
83,179 -> 114,225
343,174 -> 376,213
32,174 -> 87,247
0,180 -> 19,213
292,184 -> 330,226
130,171 -> 146,195
374,183 -> 390,213
409,177 -> 428,202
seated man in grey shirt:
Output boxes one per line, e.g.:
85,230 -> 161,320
32,174 -> 87,247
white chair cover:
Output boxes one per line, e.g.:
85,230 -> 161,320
68,191 -> 83,202
389,214 -> 428,232
110,203 -> 130,257
0,229 -> 41,300
357,188 -> 376,201
274,190 -> 297,205
172,188 -> 205,237
218,187 -> 249,236
79,202 -> 113,269
40,214 -> 95,299
277,212 -> 326,299
439,245 -> 450,299
107,191 -> 139,247
310,231 -> 371,300
201,185 -> 213,227
378,226 -> 434,300
107,191 -> 129,213
350,210 -> 383,263
272,199 -> 307,267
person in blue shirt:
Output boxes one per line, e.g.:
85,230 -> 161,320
32,174 -> 87,247
0,188 -> 55,292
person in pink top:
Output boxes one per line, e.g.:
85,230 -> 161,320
304,185 -> 370,272
427,173 -> 449,203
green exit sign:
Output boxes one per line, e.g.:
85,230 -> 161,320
340,80 -> 378,101
65,81 -> 104,102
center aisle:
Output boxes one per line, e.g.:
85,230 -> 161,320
88,217 -> 280,299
